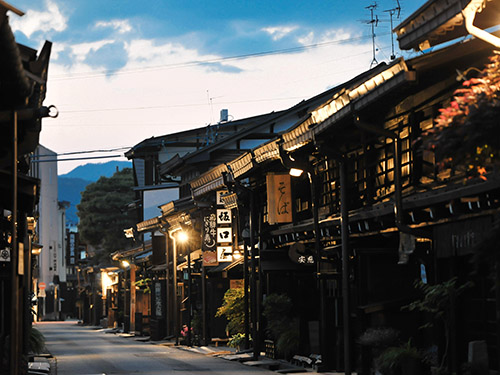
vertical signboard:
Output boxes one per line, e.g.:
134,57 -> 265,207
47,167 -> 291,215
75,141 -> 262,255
266,173 -> 293,224
154,282 -> 162,317
216,190 -> 233,262
216,190 -> 229,206
202,210 -> 218,266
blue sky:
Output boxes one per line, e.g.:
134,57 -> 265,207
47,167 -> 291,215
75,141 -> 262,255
9,0 -> 423,173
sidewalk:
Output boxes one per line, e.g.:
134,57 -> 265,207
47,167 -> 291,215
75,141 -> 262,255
142,336 -> 355,375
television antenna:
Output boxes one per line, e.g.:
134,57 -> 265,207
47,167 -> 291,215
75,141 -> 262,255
365,3 -> 379,68
384,0 -> 401,60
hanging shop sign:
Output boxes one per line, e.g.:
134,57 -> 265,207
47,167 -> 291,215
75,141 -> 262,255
217,246 -> 233,262
202,250 -> 218,266
202,210 -> 217,252
434,216 -> 491,258
288,242 -> 315,265
217,227 -> 232,243
154,282 -> 162,317
266,173 -> 293,224
217,209 -> 232,224
216,190 -> 229,206
0,248 -> 10,262
202,210 -> 219,266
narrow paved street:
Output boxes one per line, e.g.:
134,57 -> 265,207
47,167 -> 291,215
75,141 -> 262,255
37,321 -> 274,375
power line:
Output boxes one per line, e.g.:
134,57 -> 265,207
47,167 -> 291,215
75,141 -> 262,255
31,147 -> 132,158
57,96 -> 306,114
50,33 -> 390,81
31,155 -> 124,163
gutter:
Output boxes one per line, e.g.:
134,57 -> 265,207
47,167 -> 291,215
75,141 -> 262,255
463,0 -> 500,48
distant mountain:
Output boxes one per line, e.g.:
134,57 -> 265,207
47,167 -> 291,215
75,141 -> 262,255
60,160 -> 132,181
59,177 -> 92,227
58,161 -> 132,226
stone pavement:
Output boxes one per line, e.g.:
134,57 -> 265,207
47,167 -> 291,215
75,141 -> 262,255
43,324 -> 354,375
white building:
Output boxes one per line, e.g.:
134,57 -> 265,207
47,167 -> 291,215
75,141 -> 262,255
30,145 -> 67,318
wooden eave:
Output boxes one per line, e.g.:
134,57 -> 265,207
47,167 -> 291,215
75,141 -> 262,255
136,216 -> 161,233
270,176 -> 500,239
395,0 -> 500,51
111,241 -> 152,260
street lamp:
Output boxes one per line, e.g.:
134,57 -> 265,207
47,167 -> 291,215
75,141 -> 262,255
177,230 -> 192,347
169,228 -> 192,346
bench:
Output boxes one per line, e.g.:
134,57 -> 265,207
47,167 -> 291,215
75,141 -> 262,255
211,337 -> 230,347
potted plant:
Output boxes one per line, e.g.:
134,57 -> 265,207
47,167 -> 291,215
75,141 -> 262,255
228,332 -> 249,351
262,293 -> 299,360
376,339 -> 423,375
358,327 -> 400,372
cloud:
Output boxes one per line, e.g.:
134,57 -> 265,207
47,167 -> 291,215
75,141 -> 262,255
10,0 -> 67,38
95,20 -> 132,34
69,40 -> 115,62
42,27 -> 375,174
297,28 -> 356,46
262,26 -> 298,41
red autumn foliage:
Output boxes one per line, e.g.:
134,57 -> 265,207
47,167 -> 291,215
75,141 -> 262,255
422,51 -> 500,179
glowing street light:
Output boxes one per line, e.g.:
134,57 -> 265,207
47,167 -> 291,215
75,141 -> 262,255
177,231 -> 188,243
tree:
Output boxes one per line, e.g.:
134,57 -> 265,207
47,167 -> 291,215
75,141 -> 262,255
77,168 -> 136,261
215,287 -> 245,335
421,51 -> 500,179
403,278 -> 472,372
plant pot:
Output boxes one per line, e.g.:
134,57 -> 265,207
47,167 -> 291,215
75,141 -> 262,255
401,357 -> 422,375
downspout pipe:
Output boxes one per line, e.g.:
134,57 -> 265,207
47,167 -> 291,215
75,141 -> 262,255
339,157 -> 352,375
463,0 -> 500,48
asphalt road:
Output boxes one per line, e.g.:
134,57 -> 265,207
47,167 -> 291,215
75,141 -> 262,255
36,321 -> 274,375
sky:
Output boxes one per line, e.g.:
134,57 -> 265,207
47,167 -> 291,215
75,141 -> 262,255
9,0 -> 424,174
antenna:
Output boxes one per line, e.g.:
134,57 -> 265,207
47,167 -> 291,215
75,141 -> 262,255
365,3 -> 379,68
384,0 -> 402,60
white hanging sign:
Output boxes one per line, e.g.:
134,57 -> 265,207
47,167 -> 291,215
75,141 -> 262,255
217,246 -> 233,262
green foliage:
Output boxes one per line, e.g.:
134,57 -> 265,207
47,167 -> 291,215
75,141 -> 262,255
403,277 -> 473,328
192,310 -> 203,336
262,293 -> 299,359
422,52 -> 500,179
77,168 -> 136,259
228,332 -> 249,349
262,293 -> 292,339
403,277 -> 473,371
29,326 -> 45,354
135,278 -> 151,294
215,287 -> 245,335
377,339 -> 422,375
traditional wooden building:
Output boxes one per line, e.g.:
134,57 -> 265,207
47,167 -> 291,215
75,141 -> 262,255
0,3 -> 54,373
120,2 -> 500,373
183,3 -> 500,373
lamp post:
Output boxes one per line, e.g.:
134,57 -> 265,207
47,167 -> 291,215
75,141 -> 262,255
168,229 -> 182,345
177,230 -> 192,346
